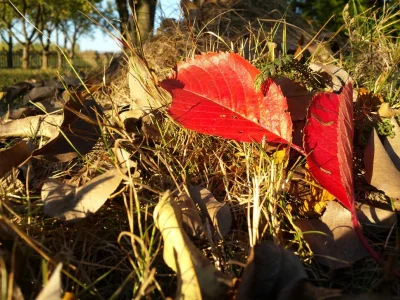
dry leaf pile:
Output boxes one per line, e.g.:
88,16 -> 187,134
1,2 -> 400,299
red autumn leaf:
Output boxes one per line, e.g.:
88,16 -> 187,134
304,83 -> 354,211
160,52 -> 292,145
303,83 -> 381,263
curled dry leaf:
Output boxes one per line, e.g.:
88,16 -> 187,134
236,242 -> 307,300
36,263 -> 63,300
364,128 -> 400,200
154,192 -> 233,300
383,117 -> 400,170
0,115 -> 63,139
0,141 -> 33,179
32,98 -> 102,162
128,55 -> 170,114
188,186 -> 232,240
295,201 -> 369,270
42,168 -> 124,222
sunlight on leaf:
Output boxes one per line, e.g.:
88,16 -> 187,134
154,191 -> 233,300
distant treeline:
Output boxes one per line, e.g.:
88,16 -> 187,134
0,50 -> 116,69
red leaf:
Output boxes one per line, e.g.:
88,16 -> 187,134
304,83 -> 354,211
161,52 -> 292,144
304,83 -> 381,263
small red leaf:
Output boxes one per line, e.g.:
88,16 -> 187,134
304,83 -> 381,263
161,52 -> 292,144
303,83 -> 354,211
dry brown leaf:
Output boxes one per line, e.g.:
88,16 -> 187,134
278,280 -> 342,300
302,166 -> 336,215
309,62 -> 351,92
383,117 -> 400,171
128,55 -> 170,114
364,128 -> 400,200
236,242 -> 307,300
295,201 -> 369,270
378,103 -> 400,118
32,98 -> 102,162
356,87 -> 383,108
0,115 -> 62,139
188,186 -> 232,240
175,192 -> 205,238
0,141 -> 33,179
36,263 -> 63,300
42,168 -> 124,221
356,203 -> 396,234
154,192 -> 233,300
274,77 -> 315,121
114,146 -> 139,174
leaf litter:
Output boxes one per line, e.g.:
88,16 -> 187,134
1,45 -> 399,299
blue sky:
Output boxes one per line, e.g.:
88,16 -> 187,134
79,0 -> 181,52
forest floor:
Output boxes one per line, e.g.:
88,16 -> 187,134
1,1 -> 400,299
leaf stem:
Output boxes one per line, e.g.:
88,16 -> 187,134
351,211 -> 383,264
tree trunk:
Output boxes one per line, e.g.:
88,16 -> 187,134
116,0 -> 131,43
69,38 -> 76,60
41,49 -> 49,69
6,30 -> 13,68
134,0 -> 157,44
22,42 -> 30,69
56,27 -> 62,68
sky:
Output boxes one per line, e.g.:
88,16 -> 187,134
79,0 -> 181,52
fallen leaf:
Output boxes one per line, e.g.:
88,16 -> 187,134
304,83 -> 354,211
8,107 -> 41,119
36,263 -> 63,300
356,203 -> 396,234
383,117 -> 400,171
32,98 -> 102,162
188,186 -> 232,240
0,115 -> 62,139
175,192 -> 205,238
236,242 -> 307,300
378,103 -> 400,118
42,168 -> 124,221
5,81 -> 33,103
23,86 -> 57,103
161,52 -> 293,145
278,280 -> 342,300
356,87 -> 383,109
294,166 -> 336,216
274,77 -> 315,121
154,191 -> 233,299
295,201 -> 369,270
0,141 -> 33,179
309,63 -> 351,92
128,55 -> 169,114
364,128 -> 400,200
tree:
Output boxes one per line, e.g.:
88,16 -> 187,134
7,0 -> 41,69
58,0 -> 104,60
115,0 -> 157,46
0,1 -> 17,68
